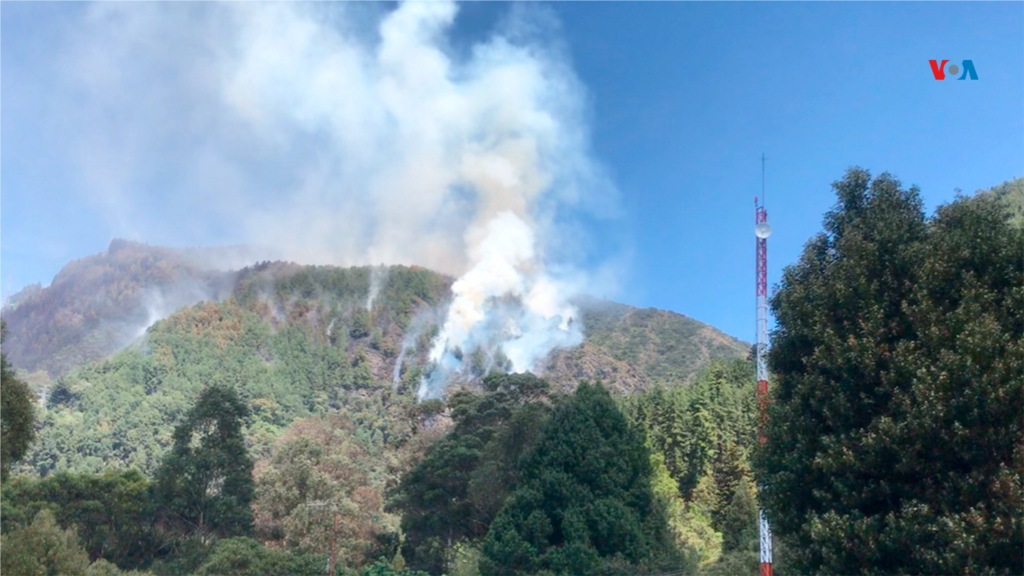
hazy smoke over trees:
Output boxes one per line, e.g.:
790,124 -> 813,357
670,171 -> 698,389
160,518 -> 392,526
28,1 -> 621,394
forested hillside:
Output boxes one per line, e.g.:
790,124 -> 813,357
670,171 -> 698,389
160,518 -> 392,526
9,259 -> 746,480
0,240 -> 259,379
2,245 -> 755,575
2,243 -> 745,392
545,299 -> 748,393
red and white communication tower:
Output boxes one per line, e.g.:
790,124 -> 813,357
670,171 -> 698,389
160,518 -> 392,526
755,155 -> 773,576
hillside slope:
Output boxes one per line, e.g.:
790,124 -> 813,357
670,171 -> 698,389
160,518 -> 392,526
549,298 -> 748,391
11,258 -> 747,477
0,240 -> 260,378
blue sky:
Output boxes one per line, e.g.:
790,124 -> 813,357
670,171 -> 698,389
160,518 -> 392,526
2,1 -> 1022,343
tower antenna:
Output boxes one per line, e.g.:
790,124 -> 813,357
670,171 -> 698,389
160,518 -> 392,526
755,157 -> 773,576
761,153 -> 767,206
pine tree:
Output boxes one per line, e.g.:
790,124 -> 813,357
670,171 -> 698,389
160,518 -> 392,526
754,169 -> 1024,574
718,477 -> 758,554
480,383 -> 673,576
710,441 -> 749,532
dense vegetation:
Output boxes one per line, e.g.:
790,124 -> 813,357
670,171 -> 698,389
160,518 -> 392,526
982,175 -> 1024,228
3,253 -> 753,575
12,259 -> 743,480
548,299 -> 748,391
2,245 -> 746,395
382,362 -> 762,576
391,373 -> 559,574
755,169 -> 1024,574
2,363 -> 762,576
479,382 -> 674,576
19,264 -> 450,477
2,321 -> 37,482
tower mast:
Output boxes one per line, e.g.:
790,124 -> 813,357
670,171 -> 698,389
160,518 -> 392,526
755,154 -> 773,576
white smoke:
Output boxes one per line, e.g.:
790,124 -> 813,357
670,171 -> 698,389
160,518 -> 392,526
419,211 -> 582,397
19,1 -> 620,396
130,276 -> 228,341
366,266 -> 389,310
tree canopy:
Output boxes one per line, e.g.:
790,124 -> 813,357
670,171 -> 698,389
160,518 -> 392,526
480,382 -> 676,576
155,385 -> 256,543
390,372 -> 558,574
755,168 -> 1024,575
2,320 -> 36,481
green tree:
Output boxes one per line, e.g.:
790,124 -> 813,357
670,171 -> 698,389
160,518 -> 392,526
391,373 -> 555,574
0,469 -> 161,570
254,413 -> 386,570
622,359 -> 756,504
648,445 -> 703,573
1,508 -> 91,576
155,385 -> 255,543
755,169 -> 1024,574
351,309 -> 371,339
709,441 -> 750,535
2,319 -> 36,481
676,470 -> 723,569
193,537 -> 326,576
361,558 -> 431,576
480,383 -> 673,576
717,476 -> 757,554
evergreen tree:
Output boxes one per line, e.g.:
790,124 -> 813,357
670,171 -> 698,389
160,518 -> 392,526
718,477 -> 758,554
648,444 -> 688,556
155,385 -> 255,543
710,441 -> 750,532
755,169 -> 1024,574
480,383 -> 673,576
1,320 -> 36,482
391,373 -> 555,574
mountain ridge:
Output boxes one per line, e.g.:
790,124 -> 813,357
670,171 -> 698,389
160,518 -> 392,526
2,240 -> 749,390
4,242 -> 748,478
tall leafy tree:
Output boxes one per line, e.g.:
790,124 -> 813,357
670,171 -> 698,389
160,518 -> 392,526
254,412 -> 385,570
391,373 -> 555,574
480,382 -> 674,576
155,385 -> 255,543
1,320 -> 36,482
755,169 -> 1024,574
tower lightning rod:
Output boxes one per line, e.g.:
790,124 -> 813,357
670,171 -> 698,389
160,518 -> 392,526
755,155 -> 773,576
762,153 -> 767,205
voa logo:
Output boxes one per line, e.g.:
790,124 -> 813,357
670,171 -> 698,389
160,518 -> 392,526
929,59 -> 978,80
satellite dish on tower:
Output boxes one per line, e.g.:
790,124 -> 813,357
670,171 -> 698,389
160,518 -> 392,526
755,222 -> 772,239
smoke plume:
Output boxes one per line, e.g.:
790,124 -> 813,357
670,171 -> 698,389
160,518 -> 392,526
22,1 -> 619,396
366,265 -> 389,311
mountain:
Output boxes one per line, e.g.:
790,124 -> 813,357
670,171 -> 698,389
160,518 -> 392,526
0,240 -> 270,379
2,241 -> 747,390
3,245 -> 747,478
